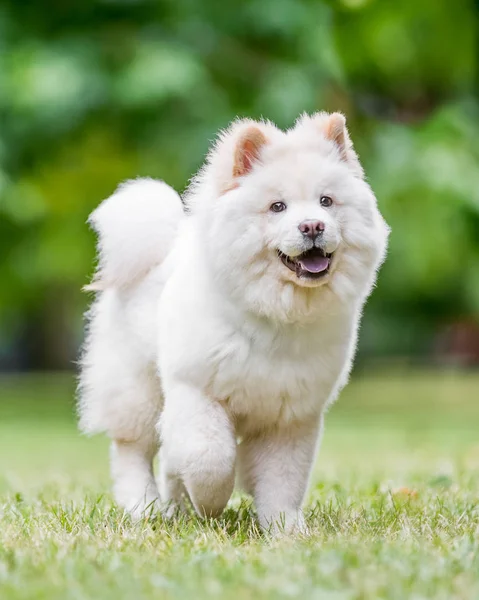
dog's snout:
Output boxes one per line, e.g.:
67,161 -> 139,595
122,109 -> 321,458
298,220 -> 325,240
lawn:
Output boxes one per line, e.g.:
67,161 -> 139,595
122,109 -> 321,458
0,369 -> 478,599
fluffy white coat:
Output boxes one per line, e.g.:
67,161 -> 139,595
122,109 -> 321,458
79,113 -> 389,533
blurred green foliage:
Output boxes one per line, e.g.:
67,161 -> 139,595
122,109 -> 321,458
0,0 -> 478,368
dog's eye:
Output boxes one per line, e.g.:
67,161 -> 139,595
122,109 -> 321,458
320,196 -> 333,208
270,202 -> 287,213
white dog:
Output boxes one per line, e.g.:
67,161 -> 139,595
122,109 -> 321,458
79,112 -> 389,533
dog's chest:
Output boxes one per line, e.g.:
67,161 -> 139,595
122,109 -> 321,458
210,322 -> 351,431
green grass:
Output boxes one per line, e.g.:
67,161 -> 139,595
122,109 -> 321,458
0,370 -> 478,599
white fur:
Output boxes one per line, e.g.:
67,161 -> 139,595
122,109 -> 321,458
79,114 -> 389,532
87,178 -> 183,289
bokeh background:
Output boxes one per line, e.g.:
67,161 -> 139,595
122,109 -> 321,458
0,4 -> 478,596
1,0 -> 479,372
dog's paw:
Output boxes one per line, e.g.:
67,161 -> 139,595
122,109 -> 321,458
121,494 -> 161,521
262,510 -> 309,537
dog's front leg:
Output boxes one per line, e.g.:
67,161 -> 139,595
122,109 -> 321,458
158,383 -> 236,518
238,416 -> 323,534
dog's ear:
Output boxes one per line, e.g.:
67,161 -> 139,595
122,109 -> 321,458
201,119 -> 278,197
314,112 -> 364,177
233,126 -> 268,178
323,113 -> 348,162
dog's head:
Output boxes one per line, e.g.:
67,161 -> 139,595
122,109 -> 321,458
187,113 -> 389,322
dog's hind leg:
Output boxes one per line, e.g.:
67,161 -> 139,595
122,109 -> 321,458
103,369 -> 162,518
111,437 -> 160,519
79,324 -> 163,518
93,368 -> 162,519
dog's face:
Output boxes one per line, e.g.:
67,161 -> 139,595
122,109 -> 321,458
241,152 -> 350,289
190,113 -> 389,321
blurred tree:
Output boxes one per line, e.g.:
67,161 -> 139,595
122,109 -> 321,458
0,0 -> 478,368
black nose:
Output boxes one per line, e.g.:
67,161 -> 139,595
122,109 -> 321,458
298,220 -> 325,240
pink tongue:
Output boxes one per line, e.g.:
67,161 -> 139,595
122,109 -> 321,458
299,255 -> 330,273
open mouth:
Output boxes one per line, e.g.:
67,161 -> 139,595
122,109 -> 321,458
278,247 -> 332,279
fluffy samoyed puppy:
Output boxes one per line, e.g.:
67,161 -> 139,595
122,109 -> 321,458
79,112 -> 389,533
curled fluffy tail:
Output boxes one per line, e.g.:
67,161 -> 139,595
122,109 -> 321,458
86,178 -> 184,290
